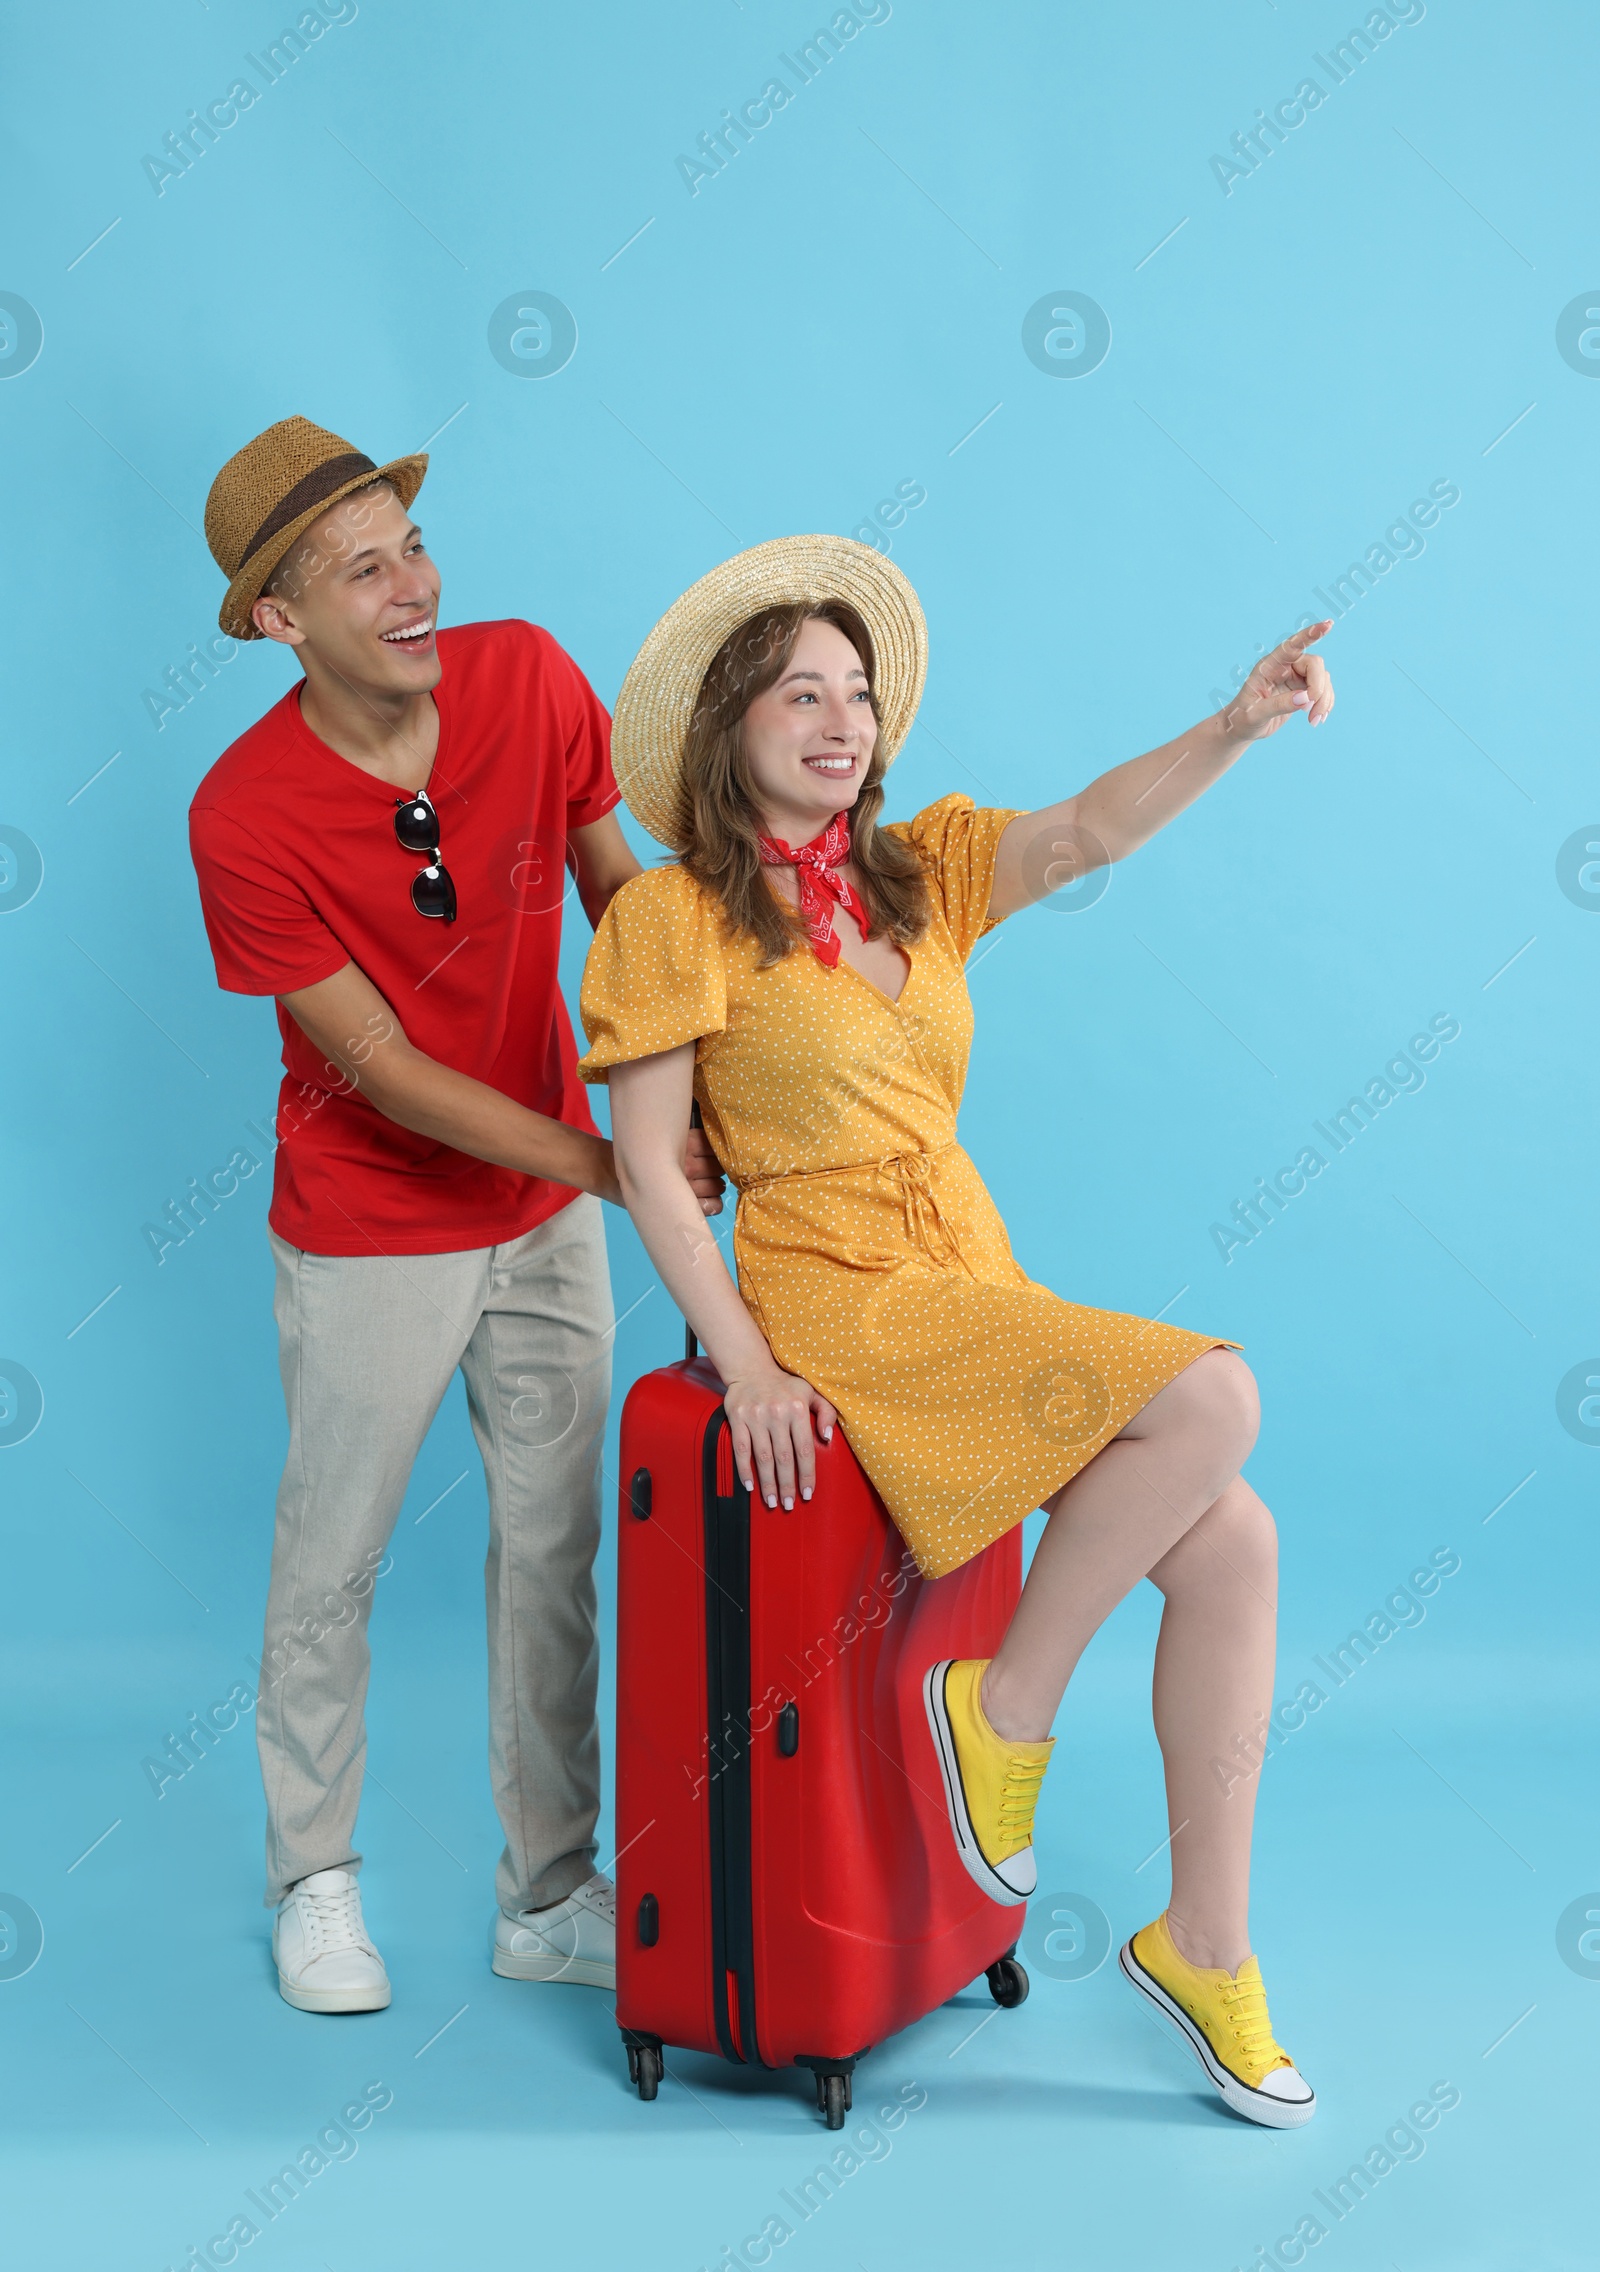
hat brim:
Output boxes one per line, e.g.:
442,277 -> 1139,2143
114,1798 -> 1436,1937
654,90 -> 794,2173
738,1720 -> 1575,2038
610,536 -> 928,850
218,453 -> 429,640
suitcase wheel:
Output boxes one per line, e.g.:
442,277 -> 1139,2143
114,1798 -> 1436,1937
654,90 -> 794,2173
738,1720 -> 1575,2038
808,2067 -> 852,2126
797,2054 -> 859,2127
621,2029 -> 664,2100
986,1953 -> 1030,2009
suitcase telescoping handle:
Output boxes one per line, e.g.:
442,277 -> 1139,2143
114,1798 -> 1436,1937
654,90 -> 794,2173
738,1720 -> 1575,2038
685,1100 -> 703,1363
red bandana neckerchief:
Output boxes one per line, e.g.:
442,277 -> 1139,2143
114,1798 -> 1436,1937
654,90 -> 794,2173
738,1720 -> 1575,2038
756,812 -> 871,969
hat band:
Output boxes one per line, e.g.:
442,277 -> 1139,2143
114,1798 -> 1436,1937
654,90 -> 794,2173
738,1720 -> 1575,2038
236,450 -> 379,573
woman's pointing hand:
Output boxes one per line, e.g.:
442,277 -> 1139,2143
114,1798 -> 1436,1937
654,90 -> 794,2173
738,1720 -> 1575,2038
1223,621 -> 1336,741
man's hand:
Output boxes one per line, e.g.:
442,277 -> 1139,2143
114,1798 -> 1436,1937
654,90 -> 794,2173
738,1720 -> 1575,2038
279,960 -> 623,1203
684,1125 -> 726,1216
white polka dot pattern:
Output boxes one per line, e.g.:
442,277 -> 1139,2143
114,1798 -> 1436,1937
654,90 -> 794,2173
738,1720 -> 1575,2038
579,794 -> 1227,1577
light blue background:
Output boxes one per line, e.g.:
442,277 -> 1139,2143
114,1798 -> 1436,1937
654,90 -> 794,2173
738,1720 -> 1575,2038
2,2 -> 1594,2266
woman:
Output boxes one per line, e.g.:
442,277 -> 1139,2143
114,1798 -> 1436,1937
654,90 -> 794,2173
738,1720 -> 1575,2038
579,537 -> 1333,2128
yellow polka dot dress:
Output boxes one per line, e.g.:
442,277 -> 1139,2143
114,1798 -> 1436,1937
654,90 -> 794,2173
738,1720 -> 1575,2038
579,794 -> 1228,1579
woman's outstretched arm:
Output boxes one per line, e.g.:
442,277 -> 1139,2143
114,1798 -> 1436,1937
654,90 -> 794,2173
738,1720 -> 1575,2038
609,1042 -> 837,1510
988,622 -> 1335,921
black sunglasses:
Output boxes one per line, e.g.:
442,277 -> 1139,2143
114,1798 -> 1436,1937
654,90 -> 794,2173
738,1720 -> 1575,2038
393,790 -> 457,923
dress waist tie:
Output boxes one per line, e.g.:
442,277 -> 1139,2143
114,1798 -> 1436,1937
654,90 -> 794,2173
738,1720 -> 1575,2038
876,1147 -> 962,1268
737,1146 -> 965,1269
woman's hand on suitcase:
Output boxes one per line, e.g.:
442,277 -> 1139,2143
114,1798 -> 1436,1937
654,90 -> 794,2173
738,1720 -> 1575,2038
723,1365 -> 838,1510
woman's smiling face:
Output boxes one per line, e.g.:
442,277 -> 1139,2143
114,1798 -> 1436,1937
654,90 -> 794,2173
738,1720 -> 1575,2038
739,615 -> 880,843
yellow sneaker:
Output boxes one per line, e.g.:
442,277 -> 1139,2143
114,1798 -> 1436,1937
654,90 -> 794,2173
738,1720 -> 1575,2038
923,1658 -> 1053,1905
1119,1912 -> 1315,2129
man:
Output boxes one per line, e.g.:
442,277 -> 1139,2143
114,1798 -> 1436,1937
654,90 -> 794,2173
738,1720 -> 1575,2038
189,416 -> 722,2013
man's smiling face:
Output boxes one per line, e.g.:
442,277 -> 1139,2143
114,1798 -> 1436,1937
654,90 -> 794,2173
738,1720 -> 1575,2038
251,480 -> 442,694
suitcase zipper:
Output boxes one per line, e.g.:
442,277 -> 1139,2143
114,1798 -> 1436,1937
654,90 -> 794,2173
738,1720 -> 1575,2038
702,1408 -> 766,2068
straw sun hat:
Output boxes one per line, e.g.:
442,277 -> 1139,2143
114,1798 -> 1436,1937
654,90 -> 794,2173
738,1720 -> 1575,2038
611,535 -> 928,850
205,414 -> 429,640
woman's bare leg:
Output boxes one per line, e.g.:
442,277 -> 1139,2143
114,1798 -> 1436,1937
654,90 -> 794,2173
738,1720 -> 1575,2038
978,1348 -> 1273,1972
1146,1476 -> 1277,1971
982,1349 -> 1259,1736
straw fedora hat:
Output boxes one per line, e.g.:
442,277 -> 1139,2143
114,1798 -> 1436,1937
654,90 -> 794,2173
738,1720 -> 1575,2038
205,414 -> 429,640
611,535 -> 928,850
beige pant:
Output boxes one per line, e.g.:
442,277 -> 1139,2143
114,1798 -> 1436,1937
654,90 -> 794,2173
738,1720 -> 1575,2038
257,1195 -> 614,1914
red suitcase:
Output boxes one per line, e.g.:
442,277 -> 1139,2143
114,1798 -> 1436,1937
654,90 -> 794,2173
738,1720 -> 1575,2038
614,1340 -> 1028,2127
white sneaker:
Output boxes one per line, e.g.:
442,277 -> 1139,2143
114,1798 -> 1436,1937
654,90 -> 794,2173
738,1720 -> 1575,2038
273,1867 -> 391,2013
491,1872 -> 616,1989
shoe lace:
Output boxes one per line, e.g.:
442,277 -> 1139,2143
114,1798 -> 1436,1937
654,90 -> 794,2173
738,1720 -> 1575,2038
581,1877 -> 617,1925
997,1753 -> 1047,1842
301,1879 -> 367,1955
1217,1974 -> 1282,2068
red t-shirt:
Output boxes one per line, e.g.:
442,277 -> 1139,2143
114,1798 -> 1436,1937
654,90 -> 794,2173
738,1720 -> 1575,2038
189,619 -> 617,1256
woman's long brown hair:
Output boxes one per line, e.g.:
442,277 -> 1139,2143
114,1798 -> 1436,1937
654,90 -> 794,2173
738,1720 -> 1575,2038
677,600 -> 930,966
